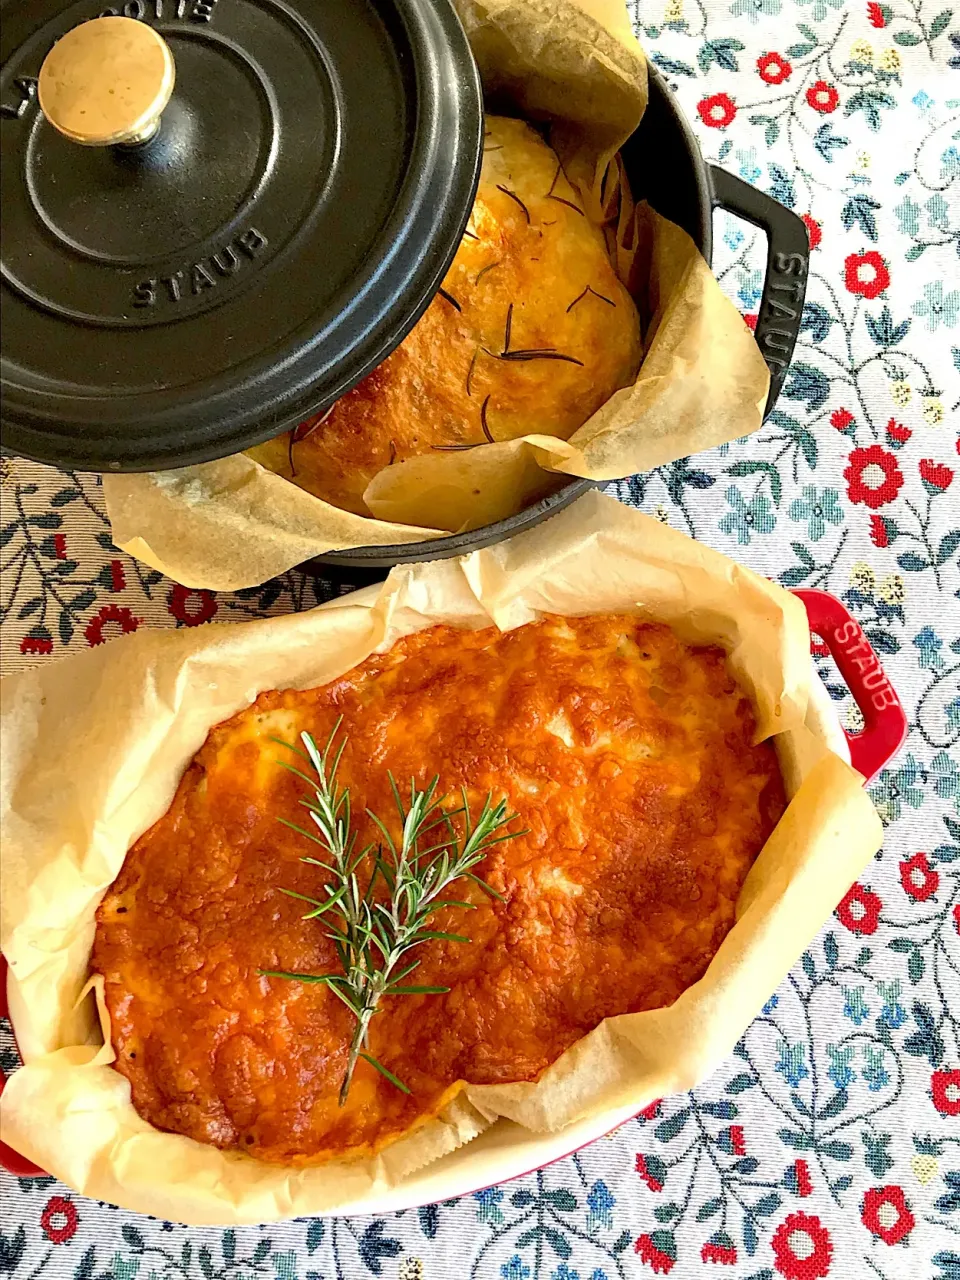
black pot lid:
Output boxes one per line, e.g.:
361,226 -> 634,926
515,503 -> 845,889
0,0 -> 483,471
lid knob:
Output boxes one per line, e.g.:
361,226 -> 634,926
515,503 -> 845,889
38,16 -> 175,147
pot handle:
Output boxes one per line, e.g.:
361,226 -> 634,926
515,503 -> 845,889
710,166 -> 810,419
793,588 -> 908,784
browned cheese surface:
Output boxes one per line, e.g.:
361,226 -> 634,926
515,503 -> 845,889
246,118 -> 642,514
92,615 -> 785,1164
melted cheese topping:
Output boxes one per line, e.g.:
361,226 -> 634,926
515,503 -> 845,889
92,615 -> 785,1165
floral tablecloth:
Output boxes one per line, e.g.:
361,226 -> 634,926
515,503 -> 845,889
2,0 -> 959,1275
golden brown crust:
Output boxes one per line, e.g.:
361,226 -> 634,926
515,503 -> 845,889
248,119 -> 642,514
92,615 -> 785,1165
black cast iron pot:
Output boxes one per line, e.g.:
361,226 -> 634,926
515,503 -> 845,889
308,65 -> 810,580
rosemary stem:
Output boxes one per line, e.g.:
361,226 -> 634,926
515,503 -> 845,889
340,1001 -> 378,1106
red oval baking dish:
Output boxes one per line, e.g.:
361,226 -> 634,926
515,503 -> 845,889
0,586 -> 907,1191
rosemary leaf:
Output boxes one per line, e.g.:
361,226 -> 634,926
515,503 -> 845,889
480,396 -> 495,443
259,969 -> 344,988
567,285 -> 616,312
279,885 -> 349,919
387,985 -> 450,996
389,959 -> 421,984
278,887 -> 328,907
359,1053 -> 411,1094
462,871 -> 506,901
496,185 -> 531,223
299,856 -> 340,873
547,194 -> 584,215
465,347 -> 481,397
275,759 -> 321,788
276,816 -> 329,846
499,350 -> 584,365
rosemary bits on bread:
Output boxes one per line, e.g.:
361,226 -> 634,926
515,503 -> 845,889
246,117 -> 642,516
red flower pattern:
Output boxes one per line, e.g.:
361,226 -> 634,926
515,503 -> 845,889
85,604 -> 142,647
868,0 -> 887,24
638,1098 -> 663,1121
954,903 -> 960,935
919,458 -> 954,491
52,533 -> 67,559
830,407 -> 855,432
899,852 -> 939,902
697,93 -> 737,128
635,1233 -> 676,1274
771,1212 -> 833,1278
636,1153 -> 664,1192
801,214 -> 822,250
794,1159 -> 813,1197
932,1070 -> 960,1115
844,445 -> 904,508
757,52 -> 792,83
806,81 -> 839,113
168,585 -> 219,626
886,419 -> 911,446
861,1185 -> 915,1244
844,250 -> 890,298
728,1125 -> 746,1156
20,636 -> 53,655
110,559 -> 127,592
40,1197 -> 78,1244
869,513 -> 893,547
836,883 -> 882,935
701,1234 -> 738,1264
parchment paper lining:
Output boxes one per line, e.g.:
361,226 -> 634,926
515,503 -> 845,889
0,493 -> 882,1223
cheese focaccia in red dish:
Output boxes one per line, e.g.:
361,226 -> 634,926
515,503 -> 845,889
92,614 -> 785,1165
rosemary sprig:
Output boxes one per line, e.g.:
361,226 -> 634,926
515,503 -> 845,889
259,721 -> 522,1105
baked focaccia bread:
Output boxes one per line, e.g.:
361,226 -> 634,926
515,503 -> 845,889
92,614 -> 785,1166
246,117 -> 642,515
